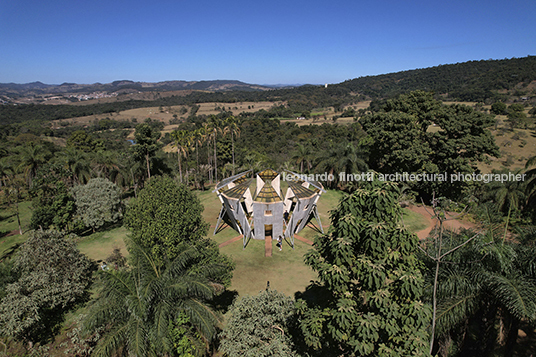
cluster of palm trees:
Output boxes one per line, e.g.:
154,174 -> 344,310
171,115 -> 240,187
290,141 -> 368,189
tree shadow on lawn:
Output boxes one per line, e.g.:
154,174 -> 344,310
0,242 -> 22,260
76,220 -> 124,237
210,289 -> 239,314
294,281 -> 331,309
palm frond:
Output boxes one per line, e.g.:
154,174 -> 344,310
487,273 -> 536,321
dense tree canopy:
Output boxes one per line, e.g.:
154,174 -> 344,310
71,177 -> 122,232
297,180 -> 430,356
0,230 -> 93,343
219,289 -> 298,357
124,175 -> 234,285
361,91 -> 500,198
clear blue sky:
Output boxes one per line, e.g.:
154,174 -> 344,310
1,0 -> 535,85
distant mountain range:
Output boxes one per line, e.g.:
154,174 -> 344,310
1,56 -> 535,107
0,79 -> 274,97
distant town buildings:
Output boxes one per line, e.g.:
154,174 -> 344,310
68,91 -> 118,101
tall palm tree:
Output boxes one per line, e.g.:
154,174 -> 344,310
315,142 -> 366,189
192,127 -> 207,189
485,169 -> 526,243
223,116 -> 241,175
421,231 -> 536,356
525,155 -> 536,222
335,142 -> 368,175
91,150 -> 120,181
16,143 -> 49,188
209,116 -> 223,183
171,130 -> 191,184
0,157 -> 12,188
292,143 -> 313,173
202,122 -> 213,184
57,147 -> 91,185
84,241 -> 223,357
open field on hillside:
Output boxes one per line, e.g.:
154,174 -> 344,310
51,101 -> 284,128
53,100 -> 372,131
479,126 -> 536,173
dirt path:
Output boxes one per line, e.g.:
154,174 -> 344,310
265,236 -> 272,257
218,235 -> 242,248
407,205 -> 477,240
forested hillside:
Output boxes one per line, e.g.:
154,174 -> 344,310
337,56 -> 536,101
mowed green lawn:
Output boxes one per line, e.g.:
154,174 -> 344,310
0,200 -> 128,263
0,201 -> 32,258
76,226 -> 129,262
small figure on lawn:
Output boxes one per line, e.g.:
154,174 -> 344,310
277,236 -> 283,251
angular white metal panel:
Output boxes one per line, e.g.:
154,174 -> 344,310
283,187 -> 294,210
256,175 -> 264,197
244,188 -> 254,214
272,174 -> 281,197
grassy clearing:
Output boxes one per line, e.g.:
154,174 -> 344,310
402,208 -> 429,233
0,201 -> 32,258
53,101 -> 283,128
0,198 -> 129,263
196,187 -> 342,296
196,187 -> 345,296
76,226 -> 129,262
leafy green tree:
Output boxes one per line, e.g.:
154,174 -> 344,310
297,180 -> 430,356
490,101 -> 507,115
67,130 -> 97,152
84,240 -> 224,357
361,91 -> 500,199
506,103 -> 527,129
124,175 -> 234,284
0,230 -> 93,344
132,123 -> 161,179
29,162 -> 76,231
71,178 -> 122,232
220,289 -> 298,357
